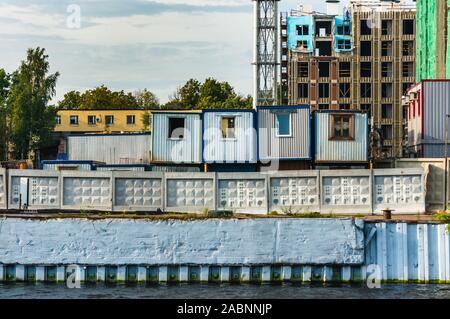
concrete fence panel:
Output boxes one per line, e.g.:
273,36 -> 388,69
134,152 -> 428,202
372,168 -> 426,214
0,168 -> 6,210
7,170 -> 61,211
164,173 -> 215,213
217,173 -> 268,214
395,158 -> 446,212
113,171 -> 164,212
268,170 -> 320,213
320,170 -> 372,214
61,171 -> 113,211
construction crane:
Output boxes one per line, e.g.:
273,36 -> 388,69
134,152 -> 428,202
252,0 -> 279,107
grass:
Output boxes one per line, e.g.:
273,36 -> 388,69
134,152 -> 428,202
433,211 -> 450,222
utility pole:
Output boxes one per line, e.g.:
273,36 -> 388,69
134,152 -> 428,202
445,114 -> 449,211
253,0 -> 279,108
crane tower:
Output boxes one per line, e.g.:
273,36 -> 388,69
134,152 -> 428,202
253,0 -> 279,107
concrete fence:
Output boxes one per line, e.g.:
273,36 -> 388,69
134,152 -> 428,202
2,168 -> 426,214
395,158 -> 450,212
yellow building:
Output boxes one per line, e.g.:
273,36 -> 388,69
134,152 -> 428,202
54,109 -> 151,133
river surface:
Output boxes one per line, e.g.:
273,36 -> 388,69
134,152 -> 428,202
1,283 -> 450,299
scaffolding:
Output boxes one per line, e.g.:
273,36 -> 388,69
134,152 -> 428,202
253,0 -> 279,107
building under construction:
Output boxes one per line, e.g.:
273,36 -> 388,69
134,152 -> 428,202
281,0 -> 416,159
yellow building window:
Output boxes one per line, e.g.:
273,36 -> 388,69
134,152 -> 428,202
105,115 -> 114,126
127,115 -> 136,125
70,115 -> 78,125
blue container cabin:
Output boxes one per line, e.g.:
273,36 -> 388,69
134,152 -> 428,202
202,110 -> 257,170
257,106 -> 311,169
151,111 -> 202,164
314,110 -> 369,167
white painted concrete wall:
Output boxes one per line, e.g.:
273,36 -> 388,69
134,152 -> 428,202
0,218 -> 365,266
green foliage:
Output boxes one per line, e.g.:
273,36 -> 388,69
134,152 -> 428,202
58,86 -> 160,110
434,212 -> 450,222
134,89 -> 160,109
8,47 -> 59,160
0,68 -> 10,161
163,77 -> 252,110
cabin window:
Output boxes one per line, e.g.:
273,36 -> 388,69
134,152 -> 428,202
105,115 -> 114,125
221,116 -> 236,139
69,115 -> 78,125
88,115 -> 96,125
127,115 -> 136,125
275,113 -> 291,137
330,114 -> 354,140
168,117 -> 185,139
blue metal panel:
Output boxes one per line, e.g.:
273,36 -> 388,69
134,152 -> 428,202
287,16 -> 314,52
334,16 -> 352,53
315,112 -> 368,163
207,163 -> 257,173
151,112 -> 202,164
203,110 -> 256,164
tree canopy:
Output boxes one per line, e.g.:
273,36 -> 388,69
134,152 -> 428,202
7,47 -> 59,160
163,78 -> 252,110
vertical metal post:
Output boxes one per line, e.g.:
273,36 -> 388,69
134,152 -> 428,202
445,114 -> 449,210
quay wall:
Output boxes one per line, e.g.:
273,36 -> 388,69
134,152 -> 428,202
0,218 -> 449,284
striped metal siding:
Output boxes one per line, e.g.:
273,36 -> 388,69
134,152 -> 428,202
42,163 -> 93,171
423,81 -> 450,143
151,113 -> 202,163
68,135 -> 151,164
258,108 -> 310,160
315,113 -> 368,162
203,111 -> 256,163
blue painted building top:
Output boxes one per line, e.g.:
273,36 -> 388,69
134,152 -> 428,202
287,16 -> 314,52
334,16 -> 352,53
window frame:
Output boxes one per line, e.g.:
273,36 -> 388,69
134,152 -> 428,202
126,115 -> 136,125
55,115 -> 61,125
275,112 -> 292,138
220,116 -> 236,140
168,117 -> 186,140
105,115 -> 114,126
87,115 -> 96,126
69,115 -> 79,126
329,114 -> 355,141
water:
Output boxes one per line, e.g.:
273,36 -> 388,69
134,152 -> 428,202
1,283 -> 450,299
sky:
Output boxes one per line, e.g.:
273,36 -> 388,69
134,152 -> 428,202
0,0 -> 327,104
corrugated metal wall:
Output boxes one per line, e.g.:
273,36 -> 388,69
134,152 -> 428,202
68,134 -> 151,164
258,107 -> 310,160
423,81 -> 450,142
152,113 -> 202,164
315,112 -> 368,162
203,111 -> 256,163
365,222 -> 450,283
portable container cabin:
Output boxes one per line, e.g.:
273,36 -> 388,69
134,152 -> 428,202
314,110 -> 368,165
406,80 -> 450,157
257,105 -> 311,165
202,110 -> 257,167
151,111 -> 202,164
67,133 -> 151,164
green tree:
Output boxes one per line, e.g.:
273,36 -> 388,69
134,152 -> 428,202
0,69 -> 10,161
179,78 -> 200,108
8,47 -> 59,160
58,90 -> 82,109
134,89 -> 160,109
163,78 -> 252,110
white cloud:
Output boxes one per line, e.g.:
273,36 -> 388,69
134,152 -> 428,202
143,0 -> 249,6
